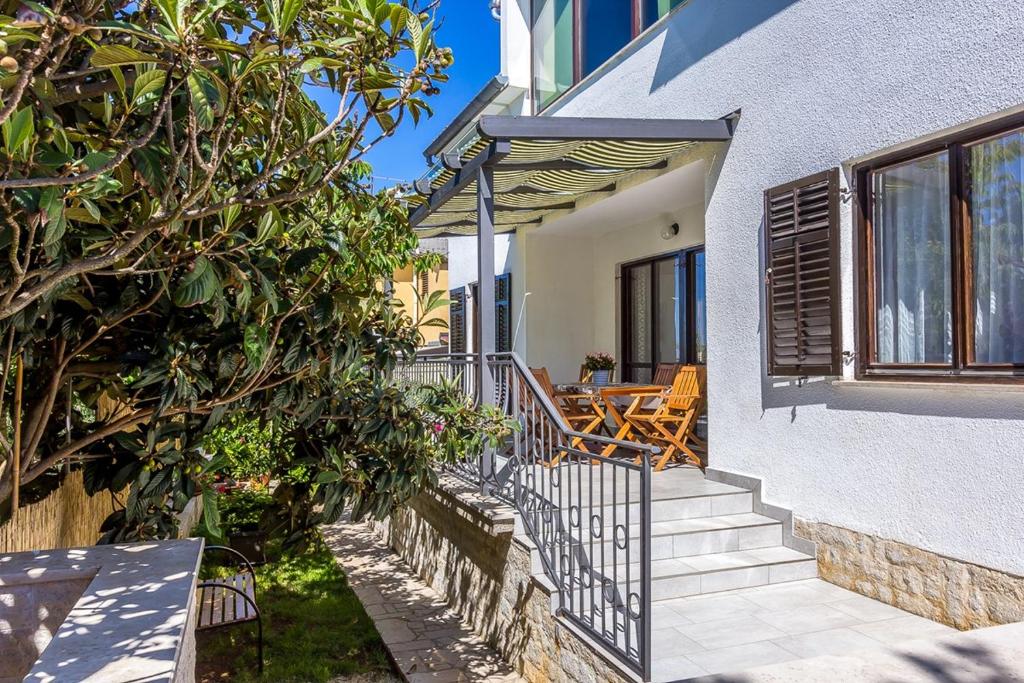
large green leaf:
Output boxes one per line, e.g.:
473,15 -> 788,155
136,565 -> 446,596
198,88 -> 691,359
187,73 -> 215,130
91,45 -> 159,68
280,0 -> 304,34
132,69 -> 166,106
173,256 -> 221,307
2,107 -> 34,156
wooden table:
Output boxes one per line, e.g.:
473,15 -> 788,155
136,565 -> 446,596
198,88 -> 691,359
555,382 -> 670,436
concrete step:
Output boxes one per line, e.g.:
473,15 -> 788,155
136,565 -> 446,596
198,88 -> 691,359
643,546 -> 818,600
585,513 -> 784,562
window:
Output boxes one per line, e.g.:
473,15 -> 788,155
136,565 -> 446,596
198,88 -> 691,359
531,0 -> 683,111
856,113 -> 1024,380
642,0 -> 685,28
764,170 -> 842,376
580,0 -> 633,77
621,247 -> 706,383
532,0 -> 574,110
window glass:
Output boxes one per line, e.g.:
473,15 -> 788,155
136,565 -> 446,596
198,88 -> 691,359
693,250 -> 707,364
969,128 -> 1024,364
532,0 -> 574,109
643,0 -> 684,28
655,257 -> 680,362
872,152 -> 952,364
580,0 -> 632,77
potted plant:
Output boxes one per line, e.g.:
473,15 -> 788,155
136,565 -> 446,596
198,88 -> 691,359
584,352 -> 616,386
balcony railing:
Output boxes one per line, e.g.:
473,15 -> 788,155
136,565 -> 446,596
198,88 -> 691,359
398,351 -> 656,680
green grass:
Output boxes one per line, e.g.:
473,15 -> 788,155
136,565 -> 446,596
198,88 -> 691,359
195,536 -> 394,683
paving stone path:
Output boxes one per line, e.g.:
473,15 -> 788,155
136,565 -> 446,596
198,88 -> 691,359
322,520 -> 523,683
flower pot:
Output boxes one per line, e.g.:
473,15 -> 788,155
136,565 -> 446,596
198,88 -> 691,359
592,369 -> 611,386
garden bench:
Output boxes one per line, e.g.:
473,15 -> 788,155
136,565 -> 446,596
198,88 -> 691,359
196,545 -> 264,673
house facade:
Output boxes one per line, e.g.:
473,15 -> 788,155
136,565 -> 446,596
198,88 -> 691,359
389,1 -> 1024,679
425,0 -> 1024,619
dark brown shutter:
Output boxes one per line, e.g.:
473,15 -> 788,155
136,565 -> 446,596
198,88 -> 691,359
449,287 -> 467,354
764,169 -> 842,376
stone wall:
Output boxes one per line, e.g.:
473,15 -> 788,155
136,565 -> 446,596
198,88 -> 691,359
371,475 -> 635,683
795,519 -> 1024,630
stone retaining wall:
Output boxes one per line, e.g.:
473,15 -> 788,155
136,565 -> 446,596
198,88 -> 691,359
795,519 -> 1024,630
371,475 -> 635,683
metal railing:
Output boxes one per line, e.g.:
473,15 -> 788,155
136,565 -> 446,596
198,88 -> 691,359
400,351 -> 656,680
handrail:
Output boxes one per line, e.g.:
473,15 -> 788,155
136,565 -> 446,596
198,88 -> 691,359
399,351 -> 655,680
489,351 -> 659,455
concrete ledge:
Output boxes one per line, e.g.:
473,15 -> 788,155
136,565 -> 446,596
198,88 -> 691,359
1,539 -> 204,683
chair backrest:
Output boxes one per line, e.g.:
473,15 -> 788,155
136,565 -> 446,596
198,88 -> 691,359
578,365 -> 593,383
653,363 -> 684,386
665,365 -> 707,411
531,367 -> 571,423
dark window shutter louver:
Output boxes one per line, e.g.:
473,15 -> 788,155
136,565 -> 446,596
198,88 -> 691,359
449,287 -> 467,354
765,169 -> 842,376
495,273 -> 512,352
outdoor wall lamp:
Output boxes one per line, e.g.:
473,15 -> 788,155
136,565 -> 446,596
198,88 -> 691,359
661,222 -> 680,240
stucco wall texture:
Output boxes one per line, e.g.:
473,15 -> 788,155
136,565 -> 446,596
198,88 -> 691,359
540,0 -> 1024,576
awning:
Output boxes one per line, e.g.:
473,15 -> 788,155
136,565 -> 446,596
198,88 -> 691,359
409,115 -> 734,238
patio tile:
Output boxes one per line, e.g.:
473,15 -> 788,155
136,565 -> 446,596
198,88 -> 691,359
736,582 -> 835,610
652,603 -> 693,627
652,627 -> 705,655
677,614 -> 787,649
773,626 -> 883,658
851,615 -> 957,644
754,603 -> 865,635
663,593 -> 764,624
829,594 -> 915,622
687,641 -> 798,675
652,655 -> 707,682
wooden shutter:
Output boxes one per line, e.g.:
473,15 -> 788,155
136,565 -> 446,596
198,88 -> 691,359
495,273 -> 512,352
449,287 -> 467,354
764,169 -> 841,376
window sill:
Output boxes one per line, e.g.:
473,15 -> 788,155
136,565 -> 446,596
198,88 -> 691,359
832,379 -> 1024,393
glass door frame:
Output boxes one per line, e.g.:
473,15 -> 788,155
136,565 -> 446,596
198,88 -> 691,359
620,246 -> 706,383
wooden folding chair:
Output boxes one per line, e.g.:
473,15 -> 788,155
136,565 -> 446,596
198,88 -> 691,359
622,366 -> 707,471
531,368 -> 606,436
598,362 -> 683,449
600,366 -> 707,470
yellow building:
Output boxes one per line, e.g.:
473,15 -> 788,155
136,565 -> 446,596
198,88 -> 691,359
392,258 -> 450,350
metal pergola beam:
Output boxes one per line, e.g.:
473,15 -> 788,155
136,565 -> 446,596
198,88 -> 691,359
476,115 -> 734,142
410,140 -> 511,226
431,202 -> 575,214
493,159 -> 669,172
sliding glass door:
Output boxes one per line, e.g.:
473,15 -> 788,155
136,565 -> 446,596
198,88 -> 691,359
622,247 -> 706,382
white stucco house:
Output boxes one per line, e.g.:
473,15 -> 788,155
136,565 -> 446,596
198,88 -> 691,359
392,1 -> 1024,680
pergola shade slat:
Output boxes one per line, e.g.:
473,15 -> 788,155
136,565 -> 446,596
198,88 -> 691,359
409,115 -> 733,237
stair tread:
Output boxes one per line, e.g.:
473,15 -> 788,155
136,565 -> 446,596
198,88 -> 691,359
639,547 -> 815,580
591,513 -> 780,541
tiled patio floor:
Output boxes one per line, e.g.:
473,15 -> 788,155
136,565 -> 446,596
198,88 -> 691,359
651,578 -> 957,682
321,519 -> 523,683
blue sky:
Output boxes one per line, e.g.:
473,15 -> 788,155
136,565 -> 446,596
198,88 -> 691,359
309,3 -> 500,189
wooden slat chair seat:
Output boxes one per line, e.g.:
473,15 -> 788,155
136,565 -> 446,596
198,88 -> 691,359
196,545 -> 263,673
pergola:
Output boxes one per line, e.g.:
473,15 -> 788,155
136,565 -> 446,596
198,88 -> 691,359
409,115 -> 733,479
